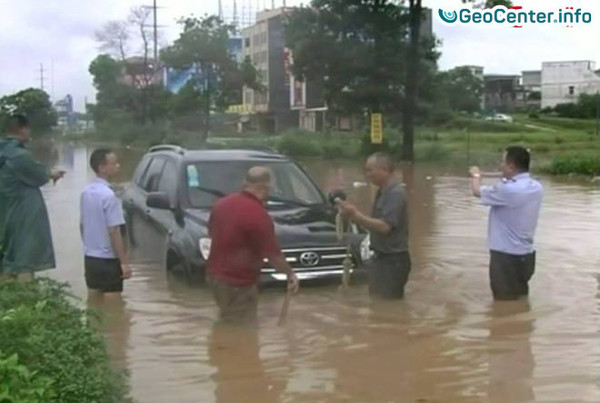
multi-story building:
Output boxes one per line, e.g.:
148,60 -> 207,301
483,74 -> 526,113
522,70 -> 542,109
242,7 -> 298,133
54,94 -> 75,129
541,60 -> 600,109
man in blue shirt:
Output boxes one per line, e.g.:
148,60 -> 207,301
80,149 -> 130,301
470,146 -> 543,300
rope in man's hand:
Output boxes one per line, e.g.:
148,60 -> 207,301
335,200 -> 353,290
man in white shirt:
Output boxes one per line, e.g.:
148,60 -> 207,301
80,149 -> 131,301
470,146 -> 543,300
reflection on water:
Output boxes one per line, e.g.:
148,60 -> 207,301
33,142 -> 600,402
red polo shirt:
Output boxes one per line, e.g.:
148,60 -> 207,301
207,191 -> 282,286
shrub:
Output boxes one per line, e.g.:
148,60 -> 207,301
0,279 -> 129,403
547,155 -> 600,175
0,352 -> 56,402
360,134 -> 394,156
415,143 -> 450,162
276,133 -> 323,157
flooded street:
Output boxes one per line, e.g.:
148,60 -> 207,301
38,143 -> 599,403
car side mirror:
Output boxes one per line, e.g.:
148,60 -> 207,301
146,192 -> 172,210
328,190 -> 347,205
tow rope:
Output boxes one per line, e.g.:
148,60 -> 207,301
335,209 -> 353,290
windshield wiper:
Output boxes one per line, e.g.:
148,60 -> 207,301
190,185 -> 227,199
267,195 -> 312,207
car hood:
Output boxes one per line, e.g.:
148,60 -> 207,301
185,205 -> 365,248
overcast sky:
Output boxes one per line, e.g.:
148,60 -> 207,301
1,0 -> 599,111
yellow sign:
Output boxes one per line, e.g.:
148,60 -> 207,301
226,104 -> 253,114
371,113 -> 383,144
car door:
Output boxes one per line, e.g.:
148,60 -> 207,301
123,155 -> 152,244
144,157 -> 181,266
127,156 -> 166,263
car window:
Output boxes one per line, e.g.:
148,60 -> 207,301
133,156 -> 152,187
141,157 -> 165,193
288,165 -> 322,203
158,160 -> 178,201
185,161 -> 323,208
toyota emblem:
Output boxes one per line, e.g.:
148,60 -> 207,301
299,251 -> 320,267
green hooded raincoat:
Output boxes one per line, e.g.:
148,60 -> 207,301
0,137 -> 56,273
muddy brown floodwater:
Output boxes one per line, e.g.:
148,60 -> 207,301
35,143 -> 600,403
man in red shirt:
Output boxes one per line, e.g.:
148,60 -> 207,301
207,167 -> 300,322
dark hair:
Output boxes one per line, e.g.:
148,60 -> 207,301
368,152 -> 395,172
505,146 -> 530,172
6,114 -> 29,133
90,148 -> 113,174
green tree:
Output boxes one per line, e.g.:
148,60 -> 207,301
162,16 -> 261,142
89,53 -> 170,129
285,0 -> 439,138
0,89 -> 57,134
553,93 -> 600,119
438,67 -> 484,113
400,0 -> 512,160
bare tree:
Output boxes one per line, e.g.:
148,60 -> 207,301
128,6 -> 157,89
95,21 -> 130,61
95,6 -> 163,125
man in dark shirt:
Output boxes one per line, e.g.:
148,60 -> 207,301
207,167 -> 300,322
338,152 -> 410,299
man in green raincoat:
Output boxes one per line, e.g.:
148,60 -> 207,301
0,114 -> 65,279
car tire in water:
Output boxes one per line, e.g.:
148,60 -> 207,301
166,251 -> 206,286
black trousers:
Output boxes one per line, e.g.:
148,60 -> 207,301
489,250 -> 536,300
367,252 -> 411,299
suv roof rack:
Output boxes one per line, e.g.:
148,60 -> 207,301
148,144 -> 185,155
238,145 -> 277,153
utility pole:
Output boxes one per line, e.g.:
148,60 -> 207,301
596,91 -> 600,137
51,59 -> 55,100
153,0 -> 158,63
233,0 -> 238,30
38,63 -> 47,91
218,0 -> 223,19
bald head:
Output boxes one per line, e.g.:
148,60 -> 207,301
245,166 -> 271,185
367,152 -> 395,173
243,166 -> 272,200
365,152 -> 396,187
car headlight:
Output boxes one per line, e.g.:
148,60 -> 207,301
360,234 -> 374,261
199,237 -> 212,260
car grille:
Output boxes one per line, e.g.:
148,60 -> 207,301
262,246 -> 351,274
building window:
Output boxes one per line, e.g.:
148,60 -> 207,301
568,86 -> 575,95
245,37 -> 250,48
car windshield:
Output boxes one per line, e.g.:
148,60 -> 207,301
186,161 -> 324,208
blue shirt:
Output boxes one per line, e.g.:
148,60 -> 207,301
480,173 -> 543,256
80,178 -> 125,259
